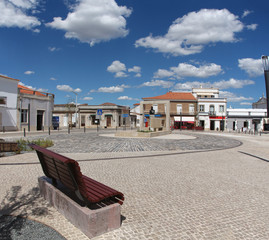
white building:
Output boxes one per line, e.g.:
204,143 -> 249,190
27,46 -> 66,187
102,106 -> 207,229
130,103 -> 141,128
0,75 -> 19,131
227,108 -> 267,132
192,88 -> 227,131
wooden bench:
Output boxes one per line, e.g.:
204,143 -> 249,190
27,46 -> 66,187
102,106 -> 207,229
0,141 -> 19,152
29,144 -> 124,207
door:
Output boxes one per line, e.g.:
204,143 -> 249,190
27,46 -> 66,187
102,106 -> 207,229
37,110 -> 44,130
106,116 -> 111,127
210,120 -> 215,130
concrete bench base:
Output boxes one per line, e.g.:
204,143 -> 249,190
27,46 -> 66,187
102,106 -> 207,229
38,176 -> 121,238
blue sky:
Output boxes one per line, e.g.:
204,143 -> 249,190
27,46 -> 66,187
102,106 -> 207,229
1,0 -> 269,108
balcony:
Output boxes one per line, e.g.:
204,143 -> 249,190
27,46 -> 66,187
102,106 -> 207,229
209,111 -> 216,116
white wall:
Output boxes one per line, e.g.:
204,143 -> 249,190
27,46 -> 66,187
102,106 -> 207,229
0,76 -> 18,130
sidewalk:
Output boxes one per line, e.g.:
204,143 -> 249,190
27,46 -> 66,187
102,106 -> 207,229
1,132 -> 269,239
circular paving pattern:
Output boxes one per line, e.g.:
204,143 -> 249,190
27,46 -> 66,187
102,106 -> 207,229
27,130 -> 242,153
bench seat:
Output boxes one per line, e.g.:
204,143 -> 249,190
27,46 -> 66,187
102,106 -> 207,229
29,144 -> 124,207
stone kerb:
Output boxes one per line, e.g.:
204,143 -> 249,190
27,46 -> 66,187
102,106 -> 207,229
38,177 -> 121,238
115,130 -> 171,138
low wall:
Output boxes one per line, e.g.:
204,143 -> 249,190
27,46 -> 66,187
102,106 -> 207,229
38,177 -> 121,238
115,130 -> 171,138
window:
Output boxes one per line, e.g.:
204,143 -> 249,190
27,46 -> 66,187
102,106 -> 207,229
177,104 -> 182,114
189,104 -> 195,113
0,97 -> 6,105
21,109 -> 28,123
199,105 -> 205,112
219,105 -> 225,112
153,104 -> 158,113
209,105 -> 215,115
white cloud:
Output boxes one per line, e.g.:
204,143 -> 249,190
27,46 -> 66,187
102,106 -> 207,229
238,58 -> 263,77
19,81 -> 47,92
0,0 -> 41,30
247,24 -> 258,31
118,96 -> 139,101
128,66 -> 141,77
171,63 -> 223,79
154,69 -> 174,79
91,84 -> 129,93
174,78 -> 254,90
135,9 -> 244,56
48,47 -> 60,52
219,91 -> 254,102
240,102 -> 252,106
128,66 -> 141,73
83,97 -> 93,100
24,70 -> 35,75
46,0 -> 132,46
141,80 -> 174,89
57,85 -> 81,93
154,63 -> 222,79
50,77 -> 57,81
242,10 -> 252,18
107,60 -> 127,78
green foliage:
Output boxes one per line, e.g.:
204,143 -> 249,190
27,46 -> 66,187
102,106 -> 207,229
137,130 -> 153,133
16,138 -> 54,153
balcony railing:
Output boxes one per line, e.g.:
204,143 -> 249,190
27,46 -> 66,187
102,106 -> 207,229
209,111 -> 216,116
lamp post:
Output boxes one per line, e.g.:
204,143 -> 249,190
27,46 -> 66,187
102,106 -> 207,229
72,91 -> 78,127
262,56 -> 269,118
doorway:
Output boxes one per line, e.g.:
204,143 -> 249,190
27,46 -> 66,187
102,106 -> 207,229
210,120 -> 215,130
37,110 -> 44,130
106,116 -> 112,127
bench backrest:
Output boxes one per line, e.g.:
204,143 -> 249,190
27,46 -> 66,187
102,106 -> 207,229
29,144 -> 87,194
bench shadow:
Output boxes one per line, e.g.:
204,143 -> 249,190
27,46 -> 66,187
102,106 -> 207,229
0,185 -> 51,239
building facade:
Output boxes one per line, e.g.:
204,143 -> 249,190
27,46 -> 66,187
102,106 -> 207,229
192,88 -> 227,131
53,102 -> 130,129
0,75 -> 19,131
141,92 -> 198,131
252,95 -> 267,109
227,108 -> 267,132
18,85 -> 54,131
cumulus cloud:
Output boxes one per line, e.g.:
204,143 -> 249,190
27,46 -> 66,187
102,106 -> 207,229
0,0 -> 41,30
83,96 -> 93,100
128,66 -> 142,77
154,63 -> 222,79
174,78 -> 254,90
19,81 -> 48,92
24,70 -> 35,75
57,85 -> 82,93
135,9 -> 244,56
219,91 -> 254,102
141,80 -> 174,89
107,60 -> 127,78
91,84 -> 129,93
242,10 -> 252,18
46,0 -> 132,46
154,69 -> 174,79
50,77 -> 57,81
246,24 -> 258,31
118,96 -> 139,101
238,58 -> 263,77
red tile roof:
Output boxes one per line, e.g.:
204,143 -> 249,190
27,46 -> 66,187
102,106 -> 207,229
18,84 -> 46,97
143,92 -> 196,101
100,102 -> 117,106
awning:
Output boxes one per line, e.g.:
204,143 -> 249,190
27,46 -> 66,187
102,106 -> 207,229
174,116 -> 195,122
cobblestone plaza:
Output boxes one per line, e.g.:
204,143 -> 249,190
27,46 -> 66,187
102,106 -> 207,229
1,130 -> 269,239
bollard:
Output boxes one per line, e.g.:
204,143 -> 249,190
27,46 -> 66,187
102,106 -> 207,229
48,127 -> 50,135
3,126 -> 5,133
68,126 -> 70,134
84,126 -> 86,133
24,128 -> 26,137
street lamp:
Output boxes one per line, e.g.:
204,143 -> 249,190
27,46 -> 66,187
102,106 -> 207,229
72,91 -> 78,127
262,55 -> 269,118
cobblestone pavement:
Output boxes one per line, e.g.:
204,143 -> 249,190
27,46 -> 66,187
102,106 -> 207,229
1,131 -> 269,239
1,129 -> 242,153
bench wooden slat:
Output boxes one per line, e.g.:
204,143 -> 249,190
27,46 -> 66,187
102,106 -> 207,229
29,144 -> 124,206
